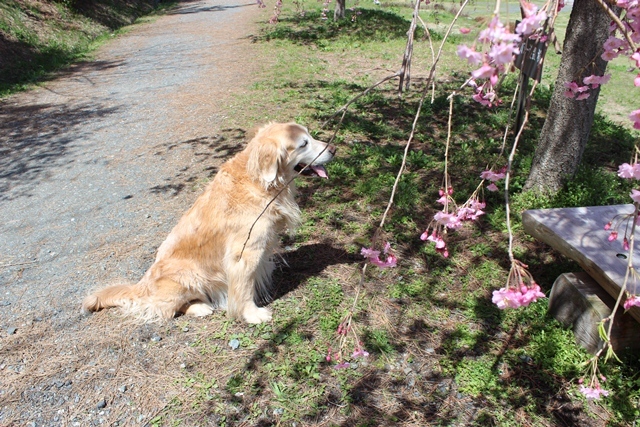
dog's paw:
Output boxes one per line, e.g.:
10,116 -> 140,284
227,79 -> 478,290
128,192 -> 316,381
243,306 -> 272,324
185,302 -> 215,317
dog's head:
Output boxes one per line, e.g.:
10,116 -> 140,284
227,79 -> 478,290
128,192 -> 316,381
246,122 -> 336,187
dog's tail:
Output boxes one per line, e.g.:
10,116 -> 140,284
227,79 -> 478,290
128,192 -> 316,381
82,284 -> 145,315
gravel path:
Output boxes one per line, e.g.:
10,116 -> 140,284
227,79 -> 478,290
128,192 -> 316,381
0,1 -> 266,424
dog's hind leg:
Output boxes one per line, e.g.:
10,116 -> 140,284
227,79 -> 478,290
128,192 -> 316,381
183,302 -> 215,317
142,277 -> 195,319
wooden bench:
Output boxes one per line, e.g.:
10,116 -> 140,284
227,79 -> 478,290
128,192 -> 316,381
522,205 -> 640,354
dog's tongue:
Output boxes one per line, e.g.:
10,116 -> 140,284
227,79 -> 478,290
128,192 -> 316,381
311,165 -> 328,179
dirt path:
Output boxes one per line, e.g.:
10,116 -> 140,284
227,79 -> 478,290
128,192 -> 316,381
0,1 -> 268,424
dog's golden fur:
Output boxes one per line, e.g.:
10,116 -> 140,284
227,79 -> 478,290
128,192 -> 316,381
83,122 -> 335,323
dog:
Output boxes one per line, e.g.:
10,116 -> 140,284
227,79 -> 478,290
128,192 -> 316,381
82,122 -> 336,323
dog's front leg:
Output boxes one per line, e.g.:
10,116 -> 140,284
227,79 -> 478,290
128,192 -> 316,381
226,249 -> 273,324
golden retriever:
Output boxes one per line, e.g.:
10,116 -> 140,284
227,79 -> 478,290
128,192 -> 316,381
82,122 -> 336,323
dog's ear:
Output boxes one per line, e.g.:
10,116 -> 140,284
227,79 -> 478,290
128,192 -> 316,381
247,137 -> 285,186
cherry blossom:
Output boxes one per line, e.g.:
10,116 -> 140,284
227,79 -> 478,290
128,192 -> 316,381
492,260 -> 545,309
631,189 -> 640,203
361,242 -> 397,268
352,348 -> 370,358
480,169 -> 506,181
516,10 -> 547,36
457,45 -> 483,65
617,162 -> 638,178
481,168 -> 505,191
624,294 -> 640,310
579,385 -> 610,400
492,283 -> 545,309
582,73 -> 611,88
630,109 -> 640,130
472,63 -> 496,80
421,230 -> 449,257
563,81 -> 590,99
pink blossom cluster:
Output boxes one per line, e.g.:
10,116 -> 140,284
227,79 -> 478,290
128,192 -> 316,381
563,74 -> 611,100
617,161 -> 640,179
361,242 -> 397,268
578,376 -> 610,400
574,0 -> 640,128
325,323 -> 369,370
579,385 -> 610,400
457,3 -> 548,107
480,168 -> 506,192
615,162 -> 640,206
603,187 -> 638,250
492,260 -> 545,309
421,188 -> 486,258
492,282 -> 545,309
267,0 -> 283,24
352,347 -> 370,358
624,294 -> 640,310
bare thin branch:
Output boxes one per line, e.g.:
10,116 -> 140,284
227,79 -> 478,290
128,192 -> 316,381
377,0 -> 470,232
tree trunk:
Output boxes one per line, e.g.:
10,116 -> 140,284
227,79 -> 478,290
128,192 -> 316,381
524,0 -> 613,194
334,0 -> 346,20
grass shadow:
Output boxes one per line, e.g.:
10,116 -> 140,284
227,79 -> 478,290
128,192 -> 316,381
261,8 -> 432,46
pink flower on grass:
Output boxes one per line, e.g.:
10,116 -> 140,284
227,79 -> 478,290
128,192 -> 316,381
618,162 -> 637,178
480,169 -> 506,181
579,385 -> 610,400
434,211 -> 462,229
515,10 -> 547,36
624,295 -> 640,310
492,283 -> 545,309
489,42 -> 519,66
361,242 -> 397,268
460,27 -> 471,34
630,109 -> 640,130
486,183 -> 499,192
473,91 -> 494,107
352,348 -> 370,358
457,45 -> 483,65
472,63 -> 495,80
421,230 -> 449,258
631,51 -> 640,68
370,254 -> 397,268
334,362 -> 350,370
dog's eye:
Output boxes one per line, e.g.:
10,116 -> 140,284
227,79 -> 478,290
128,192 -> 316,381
301,139 -> 309,148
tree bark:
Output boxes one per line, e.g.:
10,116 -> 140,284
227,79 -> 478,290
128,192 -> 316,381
334,0 -> 346,20
524,0 -> 613,194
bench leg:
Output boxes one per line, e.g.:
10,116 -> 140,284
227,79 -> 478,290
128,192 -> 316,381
548,272 -> 640,354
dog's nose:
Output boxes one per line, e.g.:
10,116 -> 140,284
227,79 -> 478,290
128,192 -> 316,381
327,144 -> 337,156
